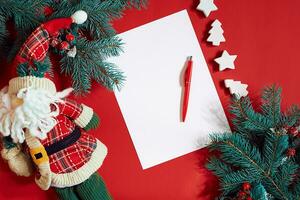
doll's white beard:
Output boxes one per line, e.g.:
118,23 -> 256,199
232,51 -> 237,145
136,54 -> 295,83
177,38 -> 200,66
0,86 -> 73,143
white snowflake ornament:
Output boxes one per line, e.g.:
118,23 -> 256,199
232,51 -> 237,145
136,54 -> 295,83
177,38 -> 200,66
207,19 -> 225,46
197,0 -> 218,17
214,50 -> 237,71
224,79 -> 248,98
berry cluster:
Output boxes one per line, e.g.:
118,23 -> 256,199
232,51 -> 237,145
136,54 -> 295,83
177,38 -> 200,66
237,182 -> 252,200
50,26 -> 79,57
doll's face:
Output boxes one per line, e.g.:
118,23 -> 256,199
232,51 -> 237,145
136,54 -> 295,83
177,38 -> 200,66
11,94 -> 23,109
0,88 -> 59,143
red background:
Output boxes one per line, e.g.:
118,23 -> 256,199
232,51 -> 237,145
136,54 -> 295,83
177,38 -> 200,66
0,0 -> 299,199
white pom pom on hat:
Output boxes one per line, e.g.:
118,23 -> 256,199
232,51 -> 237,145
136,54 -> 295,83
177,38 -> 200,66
71,10 -> 88,24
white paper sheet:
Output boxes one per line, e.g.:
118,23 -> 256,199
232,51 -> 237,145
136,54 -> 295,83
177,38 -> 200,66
112,10 -> 230,169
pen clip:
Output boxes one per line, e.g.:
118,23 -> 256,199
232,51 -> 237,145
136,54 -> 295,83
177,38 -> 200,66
184,56 -> 193,84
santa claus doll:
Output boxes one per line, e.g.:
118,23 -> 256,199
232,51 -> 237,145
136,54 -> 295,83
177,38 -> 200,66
0,10 -> 111,200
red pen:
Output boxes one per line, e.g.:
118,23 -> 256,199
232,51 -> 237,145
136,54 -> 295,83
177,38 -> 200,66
182,56 -> 193,122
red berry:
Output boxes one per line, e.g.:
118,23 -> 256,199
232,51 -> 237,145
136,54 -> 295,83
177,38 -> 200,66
238,191 -> 247,197
247,197 -> 253,200
66,33 -> 75,42
287,148 -> 296,157
289,127 -> 299,136
59,41 -> 69,50
242,182 -> 251,191
44,6 -> 54,16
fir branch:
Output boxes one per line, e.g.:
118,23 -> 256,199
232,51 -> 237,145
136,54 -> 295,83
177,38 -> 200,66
263,133 -> 289,176
0,0 -> 46,32
207,86 -> 300,200
206,156 -> 233,177
0,0 -> 46,59
50,1 -> 117,38
100,0 -> 147,10
281,105 -> 300,127
115,0 -> 148,9
7,36 -> 27,62
261,85 -> 282,126
210,134 -> 263,169
224,139 -> 289,200
82,1 -> 122,39
49,0 -> 78,18
231,97 -> 272,133
210,133 -> 290,199
89,37 -> 123,59
0,13 -> 6,46
288,105 -> 300,119
221,168 -> 261,194
60,38 -> 124,93
61,55 -> 91,93
293,179 -> 300,197
262,177 -> 291,200
89,61 -> 125,91
276,159 -> 298,187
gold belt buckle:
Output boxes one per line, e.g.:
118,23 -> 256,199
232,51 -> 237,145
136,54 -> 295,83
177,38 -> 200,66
29,146 -> 49,166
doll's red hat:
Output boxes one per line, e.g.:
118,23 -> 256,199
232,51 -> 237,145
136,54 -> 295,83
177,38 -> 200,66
8,10 -> 87,95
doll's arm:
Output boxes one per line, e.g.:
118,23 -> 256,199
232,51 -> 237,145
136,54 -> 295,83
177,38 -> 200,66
1,136 -> 33,177
59,98 -> 100,131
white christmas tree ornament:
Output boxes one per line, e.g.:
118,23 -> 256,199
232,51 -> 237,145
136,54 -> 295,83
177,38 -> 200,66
207,19 -> 225,46
197,0 -> 218,17
224,79 -> 248,98
214,50 -> 237,71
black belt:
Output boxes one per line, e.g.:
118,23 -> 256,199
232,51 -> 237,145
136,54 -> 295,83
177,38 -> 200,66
45,126 -> 81,156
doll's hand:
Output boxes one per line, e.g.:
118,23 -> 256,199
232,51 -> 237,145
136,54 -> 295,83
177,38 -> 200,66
35,162 -> 51,190
1,147 -> 33,177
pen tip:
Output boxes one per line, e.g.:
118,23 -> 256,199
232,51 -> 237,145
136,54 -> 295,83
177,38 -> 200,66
187,56 -> 192,61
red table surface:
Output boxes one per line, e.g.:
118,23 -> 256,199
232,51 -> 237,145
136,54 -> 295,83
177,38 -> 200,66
0,0 -> 299,199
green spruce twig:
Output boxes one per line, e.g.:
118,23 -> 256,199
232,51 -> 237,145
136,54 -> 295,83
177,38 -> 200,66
207,86 -> 300,200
